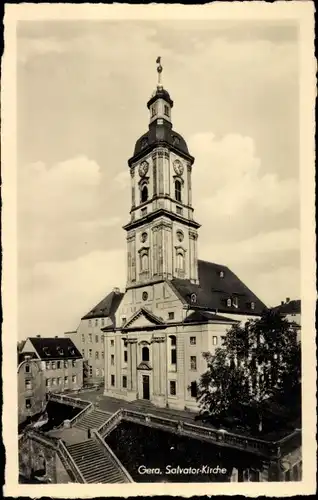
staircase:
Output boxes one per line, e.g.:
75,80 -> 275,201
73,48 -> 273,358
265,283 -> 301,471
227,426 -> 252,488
66,440 -> 127,483
74,409 -> 111,431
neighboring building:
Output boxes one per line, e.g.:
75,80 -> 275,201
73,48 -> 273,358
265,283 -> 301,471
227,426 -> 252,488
65,289 -> 123,384
94,73 -> 267,411
18,354 -> 46,425
272,297 -> 301,341
21,337 -> 83,393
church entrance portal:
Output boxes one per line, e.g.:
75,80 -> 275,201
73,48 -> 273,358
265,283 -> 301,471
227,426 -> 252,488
142,375 -> 150,400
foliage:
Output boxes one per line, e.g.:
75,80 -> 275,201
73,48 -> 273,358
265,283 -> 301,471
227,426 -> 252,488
197,309 -> 301,434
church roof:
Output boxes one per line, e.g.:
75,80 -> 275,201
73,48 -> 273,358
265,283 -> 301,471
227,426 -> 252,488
170,259 -> 266,315
132,127 -> 190,159
81,289 -> 124,320
183,310 -> 239,324
27,337 -> 82,360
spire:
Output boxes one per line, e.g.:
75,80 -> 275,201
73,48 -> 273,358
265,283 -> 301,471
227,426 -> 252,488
156,56 -> 163,89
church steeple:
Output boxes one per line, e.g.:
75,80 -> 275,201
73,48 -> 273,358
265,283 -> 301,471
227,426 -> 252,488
124,60 -> 200,289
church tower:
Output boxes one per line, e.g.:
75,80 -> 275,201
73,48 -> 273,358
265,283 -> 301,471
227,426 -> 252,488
123,58 -> 200,288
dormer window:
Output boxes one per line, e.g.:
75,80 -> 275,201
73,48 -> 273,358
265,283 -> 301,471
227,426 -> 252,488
164,105 -> 170,117
227,298 -> 232,307
59,348 -> 64,355
251,302 -> 255,310
233,297 -> 239,308
220,271 -> 224,278
43,347 -> 50,356
191,293 -> 197,304
141,137 -> 148,149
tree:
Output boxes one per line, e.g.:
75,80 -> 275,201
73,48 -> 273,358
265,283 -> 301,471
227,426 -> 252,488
197,309 -> 301,434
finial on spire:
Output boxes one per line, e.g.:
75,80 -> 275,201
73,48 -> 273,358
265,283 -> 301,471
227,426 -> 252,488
156,56 -> 163,88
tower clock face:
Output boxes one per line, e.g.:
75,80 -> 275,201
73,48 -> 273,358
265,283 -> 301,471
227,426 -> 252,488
173,159 -> 184,176
139,161 -> 149,177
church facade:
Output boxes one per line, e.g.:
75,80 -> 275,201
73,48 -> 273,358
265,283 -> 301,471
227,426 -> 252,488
67,65 -> 266,410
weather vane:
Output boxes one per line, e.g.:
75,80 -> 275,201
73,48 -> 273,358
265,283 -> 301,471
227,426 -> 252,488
156,56 -> 163,88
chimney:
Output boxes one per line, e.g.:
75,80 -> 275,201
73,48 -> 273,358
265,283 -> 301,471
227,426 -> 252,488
281,301 -> 284,306
113,287 -> 120,294
36,334 -> 41,337
55,336 -> 58,338
286,297 -> 290,303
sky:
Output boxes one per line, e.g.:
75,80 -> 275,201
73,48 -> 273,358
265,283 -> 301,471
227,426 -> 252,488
17,20 -> 300,339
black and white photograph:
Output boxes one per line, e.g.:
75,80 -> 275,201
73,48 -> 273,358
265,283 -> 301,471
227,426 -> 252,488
2,2 -> 316,497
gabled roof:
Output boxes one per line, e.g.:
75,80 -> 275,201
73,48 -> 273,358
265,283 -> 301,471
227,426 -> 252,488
81,290 -> 124,320
170,259 -> 266,315
272,299 -> 301,315
18,351 -> 38,365
122,307 -> 165,330
27,337 -> 82,360
183,310 -> 239,325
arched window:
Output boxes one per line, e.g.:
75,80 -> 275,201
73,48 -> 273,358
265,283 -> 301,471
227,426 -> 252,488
170,335 -> 177,365
141,185 -> 148,203
142,346 -> 149,362
175,180 -> 182,202
141,253 -> 149,271
176,251 -> 185,271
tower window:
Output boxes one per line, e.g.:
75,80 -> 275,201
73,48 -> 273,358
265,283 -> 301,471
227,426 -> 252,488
151,106 -> 156,117
142,346 -> 149,362
164,105 -> 170,117
170,335 -> 177,365
175,180 -> 182,202
141,185 -> 148,203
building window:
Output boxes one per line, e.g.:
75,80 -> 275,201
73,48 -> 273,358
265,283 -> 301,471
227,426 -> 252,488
122,375 -> 127,388
64,376 -> 68,385
95,335 -> 99,343
190,381 -> 198,398
25,379 -> 32,390
221,336 -> 226,345
101,319 -> 105,327
141,207 -> 147,217
175,180 -> 182,202
57,377 -> 62,385
111,375 -> 115,386
101,368 -> 105,377
57,361 -> 61,369
95,319 -> 98,326
227,298 -> 232,307
141,185 -> 148,203
95,351 -> 99,360
164,104 -> 170,117
142,346 -> 149,362
190,356 -> 197,371
176,206 -> 183,215
176,251 -> 185,271
25,399 -> 31,409
81,334 -> 85,343
101,334 -> 104,342
170,335 -> 177,346
88,334 -> 92,343
151,106 -> 156,117
111,354 -> 115,366
190,336 -> 196,345
89,365 -> 93,377
168,312 -> 175,320
46,361 -> 50,370
52,378 -> 57,386
213,336 -> 218,346
88,319 -> 92,326
102,351 -> 104,360
169,381 -> 176,395
96,368 -> 100,377
171,349 -> 177,364
170,335 -> 177,365
89,349 -> 92,358
124,350 -> 128,363
52,361 -> 56,370
81,349 -> 85,357
72,360 -> 76,367
46,379 -> 51,388
110,340 -> 114,347
25,364 -> 30,373
72,375 -> 76,384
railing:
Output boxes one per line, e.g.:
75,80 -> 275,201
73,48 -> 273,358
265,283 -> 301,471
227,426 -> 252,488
275,429 -> 302,457
48,392 -> 91,409
92,429 -> 133,483
98,409 -> 123,437
57,440 -> 86,483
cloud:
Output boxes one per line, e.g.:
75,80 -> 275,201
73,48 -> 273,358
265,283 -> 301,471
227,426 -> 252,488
17,36 -> 64,63
19,250 -> 126,338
